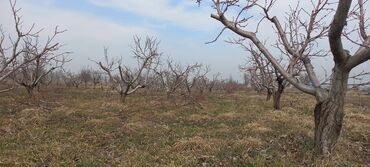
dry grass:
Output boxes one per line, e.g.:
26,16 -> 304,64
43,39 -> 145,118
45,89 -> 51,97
0,88 -> 369,166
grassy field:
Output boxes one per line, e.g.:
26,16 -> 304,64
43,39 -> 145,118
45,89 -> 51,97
0,88 -> 369,166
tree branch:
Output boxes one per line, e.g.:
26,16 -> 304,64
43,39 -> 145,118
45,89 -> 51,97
329,0 -> 352,65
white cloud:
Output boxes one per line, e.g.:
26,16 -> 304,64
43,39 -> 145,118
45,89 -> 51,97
0,0 -> 245,79
0,0 -> 156,71
87,0 -> 216,31
0,0 -> 367,82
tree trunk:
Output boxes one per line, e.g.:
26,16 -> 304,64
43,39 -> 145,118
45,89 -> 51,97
272,78 -> 285,110
166,91 -> 171,99
266,89 -> 272,101
119,86 -> 131,103
120,94 -> 127,103
272,88 -> 283,110
26,86 -> 34,97
119,90 -> 127,103
314,66 -> 349,156
208,84 -> 215,93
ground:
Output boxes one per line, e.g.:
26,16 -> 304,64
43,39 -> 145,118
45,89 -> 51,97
0,88 -> 369,166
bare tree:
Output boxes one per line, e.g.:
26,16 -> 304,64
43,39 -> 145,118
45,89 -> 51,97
199,0 -> 370,155
92,70 -> 103,89
193,66 -> 212,95
12,39 -> 69,96
223,75 -> 241,94
207,73 -> 221,92
239,43 -> 302,110
0,0 -> 66,93
184,64 -> 209,95
153,59 -> 210,108
64,71 -> 82,88
95,36 -> 161,103
79,67 -> 92,88
45,69 -> 65,87
154,59 -> 201,98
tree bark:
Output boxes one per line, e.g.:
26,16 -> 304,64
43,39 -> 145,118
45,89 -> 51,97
166,91 -> 172,99
26,86 -> 34,97
272,78 -> 285,110
119,86 -> 131,103
266,89 -> 272,101
120,92 -> 127,103
272,88 -> 283,110
314,66 -> 349,156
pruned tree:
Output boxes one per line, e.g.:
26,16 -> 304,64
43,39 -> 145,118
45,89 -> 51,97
92,70 -> 103,89
79,67 -> 92,88
184,64 -> 209,95
207,72 -> 221,92
12,26 -> 69,96
13,49 -> 68,96
153,59 -> 209,108
198,0 -> 370,155
45,69 -> 65,87
154,59 -> 201,98
239,43 -> 302,110
64,71 -> 82,88
192,66 -> 212,95
0,0 -> 66,93
95,36 -> 161,103
223,75 -> 240,94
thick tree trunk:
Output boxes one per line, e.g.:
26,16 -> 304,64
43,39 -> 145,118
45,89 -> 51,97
272,79 -> 285,110
119,86 -> 130,103
272,88 -> 283,110
120,94 -> 127,103
21,83 -> 35,97
314,66 -> 349,156
26,86 -> 34,97
119,91 -> 127,103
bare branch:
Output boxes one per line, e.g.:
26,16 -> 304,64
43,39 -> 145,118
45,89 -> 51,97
95,36 -> 161,102
329,0 -> 352,65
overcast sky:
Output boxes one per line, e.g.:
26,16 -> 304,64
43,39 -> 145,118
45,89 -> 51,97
0,0 -> 369,82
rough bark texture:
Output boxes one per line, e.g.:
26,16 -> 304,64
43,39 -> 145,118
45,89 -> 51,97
314,66 -> 349,156
272,78 -> 285,110
272,88 -> 283,110
206,0 -> 369,157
